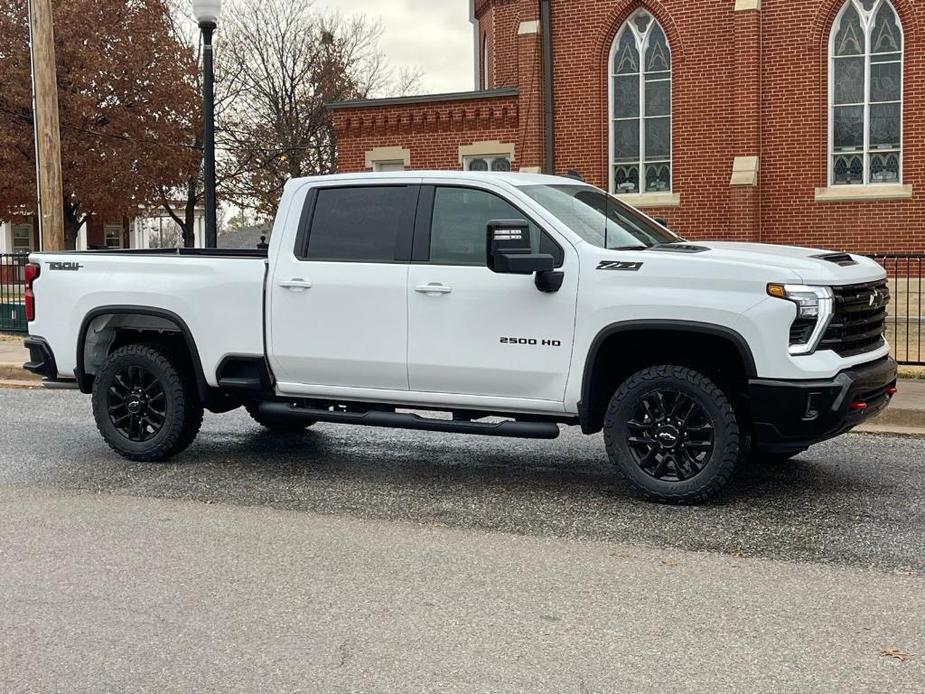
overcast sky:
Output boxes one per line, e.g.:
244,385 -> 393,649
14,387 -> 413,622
315,0 -> 474,94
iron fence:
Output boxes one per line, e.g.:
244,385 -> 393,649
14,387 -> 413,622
865,253 -> 924,366
0,252 -> 28,334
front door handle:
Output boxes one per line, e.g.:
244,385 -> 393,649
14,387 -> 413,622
415,283 -> 452,295
280,279 -> 312,291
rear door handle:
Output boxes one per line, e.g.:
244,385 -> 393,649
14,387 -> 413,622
279,279 -> 312,291
415,283 -> 452,295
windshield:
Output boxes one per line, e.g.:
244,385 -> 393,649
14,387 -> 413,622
520,184 -> 682,249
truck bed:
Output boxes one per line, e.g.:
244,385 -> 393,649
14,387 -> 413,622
28,250 -> 268,385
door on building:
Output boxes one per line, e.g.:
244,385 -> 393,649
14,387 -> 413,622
268,182 -> 419,391
407,184 -> 578,403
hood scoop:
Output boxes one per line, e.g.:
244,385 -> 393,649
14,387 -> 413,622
813,252 -> 858,267
649,244 -> 710,254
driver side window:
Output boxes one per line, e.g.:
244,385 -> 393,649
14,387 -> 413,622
429,187 -> 563,266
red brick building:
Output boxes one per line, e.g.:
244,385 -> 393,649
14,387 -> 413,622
330,0 -> 923,252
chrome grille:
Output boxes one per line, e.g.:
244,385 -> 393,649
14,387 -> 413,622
819,281 -> 890,357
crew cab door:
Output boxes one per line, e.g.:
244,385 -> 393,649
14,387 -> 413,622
267,182 -> 418,392
407,183 -> 578,402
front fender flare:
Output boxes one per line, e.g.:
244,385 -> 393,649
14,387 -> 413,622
578,319 -> 757,433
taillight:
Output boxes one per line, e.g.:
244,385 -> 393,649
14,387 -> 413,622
24,262 -> 39,322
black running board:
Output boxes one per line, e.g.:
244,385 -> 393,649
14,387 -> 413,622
218,377 -> 264,391
257,402 -> 561,439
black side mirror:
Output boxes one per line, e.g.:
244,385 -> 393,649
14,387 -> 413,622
486,219 -> 563,293
654,217 -> 670,229
486,219 -> 554,274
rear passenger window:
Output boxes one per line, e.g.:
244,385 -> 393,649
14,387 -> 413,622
305,186 -> 416,262
429,187 -> 563,267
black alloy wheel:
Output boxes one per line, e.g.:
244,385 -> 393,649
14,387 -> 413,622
92,343 -> 203,462
603,365 -> 740,504
626,389 -> 715,482
107,364 -> 167,443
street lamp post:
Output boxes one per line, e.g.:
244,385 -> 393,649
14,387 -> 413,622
192,0 -> 221,249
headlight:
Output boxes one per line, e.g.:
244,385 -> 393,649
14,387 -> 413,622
767,284 -> 834,355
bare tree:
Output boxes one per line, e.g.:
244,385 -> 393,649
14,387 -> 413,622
217,0 -> 421,215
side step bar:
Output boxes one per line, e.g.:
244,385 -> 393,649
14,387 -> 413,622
218,376 -> 264,391
256,402 -> 561,440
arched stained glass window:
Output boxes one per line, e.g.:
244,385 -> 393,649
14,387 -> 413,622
609,9 -> 671,194
830,0 -> 903,185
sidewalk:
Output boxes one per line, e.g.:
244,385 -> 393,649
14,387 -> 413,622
0,338 -> 36,386
0,339 -> 25,360
1,336 -> 925,433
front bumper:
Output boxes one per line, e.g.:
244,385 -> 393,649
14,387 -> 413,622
749,356 -> 897,453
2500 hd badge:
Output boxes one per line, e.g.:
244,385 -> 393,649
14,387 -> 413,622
500,337 -> 562,347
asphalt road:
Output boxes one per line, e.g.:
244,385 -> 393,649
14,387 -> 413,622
2,486 -> 924,693
1,389 -> 924,572
1,388 -> 924,692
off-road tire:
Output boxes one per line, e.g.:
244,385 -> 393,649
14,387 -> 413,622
245,402 -> 315,434
92,343 -> 203,462
603,365 -> 740,504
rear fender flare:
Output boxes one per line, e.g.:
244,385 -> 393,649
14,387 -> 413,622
75,305 -> 208,401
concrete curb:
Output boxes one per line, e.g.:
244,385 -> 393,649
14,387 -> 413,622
856,423 -> 925,437
858,408 -> 925,437
869,407 -> 923,429
0,379 -> 43,390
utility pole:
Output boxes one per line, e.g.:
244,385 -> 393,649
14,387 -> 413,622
27,0 -> 65,251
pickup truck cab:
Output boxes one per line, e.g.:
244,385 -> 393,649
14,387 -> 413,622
24,171 -> 898,503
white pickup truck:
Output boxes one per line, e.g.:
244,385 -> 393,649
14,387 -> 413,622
24,171 -> 897,503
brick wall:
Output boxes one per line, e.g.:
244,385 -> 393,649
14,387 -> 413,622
759,0 -> 924,252
332,0 -> 925,252
331,93 -> 520,172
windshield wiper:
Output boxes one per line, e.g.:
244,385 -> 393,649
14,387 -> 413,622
610,245 -> 649,251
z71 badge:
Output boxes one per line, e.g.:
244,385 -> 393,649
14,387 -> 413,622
48,261 -> 84,271
597,261 -> 643,272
